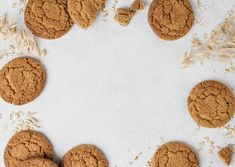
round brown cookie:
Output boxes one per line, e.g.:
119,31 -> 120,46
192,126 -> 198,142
151,141 -> 198,167
67,0 -> 105,29
0,57 -> 46,105
187,80 -> 235,128
4,131 -> 55,167
148,0 -> 194,40
24,0 -> 73,39
62,144 -> 108,167
18,158 -> 58,167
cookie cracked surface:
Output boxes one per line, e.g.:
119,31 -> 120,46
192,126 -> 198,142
0,57 -> 46,105
130,0 -> 145,11
114,8 -> 135,26
62,144 -> 108,167
148,0 -> 194,40
218,146 -> 233,166
67,0 -> 105,29
187,80 -> 235,128
24,0 -> 73,39
151,141 -> 198,167
4,131 -> 55,167
18,158 -> 58,167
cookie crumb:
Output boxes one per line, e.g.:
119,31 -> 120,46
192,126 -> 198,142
218,146 -> 233,166
11,2 -> 17,8
114,8 -> 135,26
130,0 -> 145,11
134,155 -> 138,160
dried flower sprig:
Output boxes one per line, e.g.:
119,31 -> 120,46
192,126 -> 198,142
181,10 -> 235,72
0,14 -> 46,59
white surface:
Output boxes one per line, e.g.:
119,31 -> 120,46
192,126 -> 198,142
0,0 -> 235,166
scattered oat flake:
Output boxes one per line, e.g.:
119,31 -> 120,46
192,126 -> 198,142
10,111 -> 40,133
223,123 -> 235,138
112,0 -> 119,12
196,137 -> 220,155
11,2 -> 17,8
0,110 -> 40,136
0,14 -> 46,58
196,0 -> 204,11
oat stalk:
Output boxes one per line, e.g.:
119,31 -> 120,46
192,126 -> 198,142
181,10 -> 235,72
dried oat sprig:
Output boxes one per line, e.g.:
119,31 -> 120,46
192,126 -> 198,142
181,11 -> 235,72
0,14 -> 46,58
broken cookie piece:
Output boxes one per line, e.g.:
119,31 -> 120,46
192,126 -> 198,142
218,146 -> 233,166
130,0 -> 145,11
67,0 -> 105,29
114,8 -> 135,26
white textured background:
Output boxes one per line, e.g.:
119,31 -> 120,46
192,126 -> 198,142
0,0 -> 235,166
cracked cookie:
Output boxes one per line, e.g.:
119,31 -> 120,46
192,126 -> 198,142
148,0 -> 194,40
151,141 -> 198,167
0,57 -> 46,105
114,8 -> 135,26
61,144 -> 108,167
67,0 -> 105,29
4,131 -> 55,167
187,80 -> 235,128
218,146 -> 233,166
24,0 -> 73,39
18,158 -> 58,167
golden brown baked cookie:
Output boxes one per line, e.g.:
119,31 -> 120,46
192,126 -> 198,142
151,141 -> 198,167
67,0 -> 105,29
218,146 -> 233,166
187,80 -> 235,128
148,0 -> 194,40
130,0 -> 145,11
114,8 -> 135,26
24,0 -> 73,39
0,57 -> 46,105
18,158 -> 58,167
4,131 -> 55,167
62,144 -> 108,167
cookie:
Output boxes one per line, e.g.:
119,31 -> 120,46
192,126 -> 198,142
0,57 -> 46,105
218,146 -> 233,166
67,0 -> 105,29
114,8 -> 135,26
130,0 -> 145,11
62,144 -> 108,167
4,131 -> 55,167
148,0 -> 194,40
151,141 -> 198,167
187,80 -> 235,128
24,0 -> 73,39
18,158 -> 58,167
